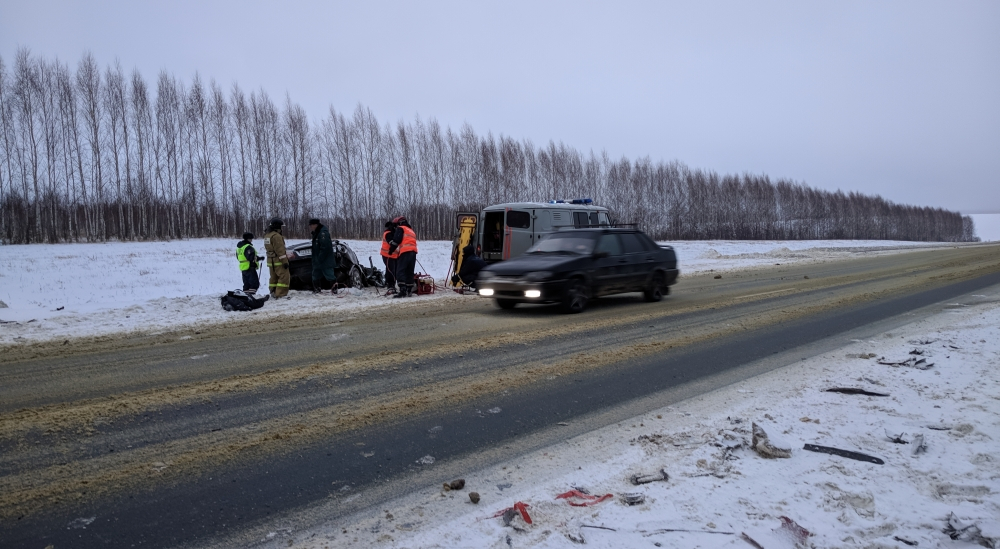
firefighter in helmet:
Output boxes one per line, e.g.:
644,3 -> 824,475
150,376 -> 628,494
264,218 -> 290,298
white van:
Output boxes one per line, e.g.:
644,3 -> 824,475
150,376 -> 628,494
476,199 -> 612,263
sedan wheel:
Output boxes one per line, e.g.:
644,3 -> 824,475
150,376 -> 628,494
644,273 -> 665,302
349,267 -> 365,288
561,279 -> 589,314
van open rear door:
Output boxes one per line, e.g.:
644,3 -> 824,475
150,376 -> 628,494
449,212 -> 479,286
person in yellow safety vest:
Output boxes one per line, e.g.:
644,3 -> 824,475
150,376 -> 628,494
263,218 -> 291,298
381,220 -> 398,294
236,232 -> 260,295
388,216 -> 418,298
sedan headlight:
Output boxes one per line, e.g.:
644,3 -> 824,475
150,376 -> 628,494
524,270 -> 554,282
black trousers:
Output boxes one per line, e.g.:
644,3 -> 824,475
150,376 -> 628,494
241,268 -> 260,294
395,252 -> 416,287
383,256 -> 397,288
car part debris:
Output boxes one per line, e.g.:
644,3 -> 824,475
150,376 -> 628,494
493,502 -> 532,525
630,468 -> 669,485
621,492 -> 645,506
877,356 -> 934,370
469,492 -> 480,504
556,489 -> 613,507
885,430 -> 909,444
911,433 -> 927,455
942,512 -> 995,546
803,443 -> 884,464
893,535 -> 918,546
753,423 -> 791,459
741,532 -> 765,548
643,527 -> 735,536
826,387 -> 889,397
742,516 -> 811,548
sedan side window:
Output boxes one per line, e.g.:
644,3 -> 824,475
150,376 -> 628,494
595,234 -> 623,256
619,233 -> 646,254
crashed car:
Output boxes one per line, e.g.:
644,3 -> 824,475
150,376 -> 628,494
287,240 -> 385,291
476,228 -> 678,313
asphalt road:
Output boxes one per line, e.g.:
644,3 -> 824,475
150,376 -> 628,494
2,244 -> 999,548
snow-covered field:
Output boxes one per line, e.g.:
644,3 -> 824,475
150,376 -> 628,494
0,239 -> 962,345
278,289 -> 1000,549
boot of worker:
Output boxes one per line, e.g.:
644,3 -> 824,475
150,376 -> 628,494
393,284 -> 410,298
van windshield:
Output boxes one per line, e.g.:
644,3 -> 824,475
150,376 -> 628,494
527,234 -> 596,255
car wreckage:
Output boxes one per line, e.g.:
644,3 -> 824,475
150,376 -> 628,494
286,240 -> 385,291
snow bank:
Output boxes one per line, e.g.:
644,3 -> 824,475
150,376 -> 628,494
282,291 -> 1000,549
0,238 -> 951,345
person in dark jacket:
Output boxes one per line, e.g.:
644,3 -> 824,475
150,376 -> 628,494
236,232 -> 260,295
388,216 -> 418,298
452,245 -> 487,289
308,218 -> 339,294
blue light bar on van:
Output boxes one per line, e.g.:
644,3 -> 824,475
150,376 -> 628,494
570,198 -> 593,204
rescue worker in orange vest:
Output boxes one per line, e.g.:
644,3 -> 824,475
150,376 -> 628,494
263,218 -> 291,298
380,220 -> 398,295
387,216 -> 418,298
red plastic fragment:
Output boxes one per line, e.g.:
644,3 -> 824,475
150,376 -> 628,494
555,490 -> 614,507
777,516 -> 811,543
491,501 -> 533,525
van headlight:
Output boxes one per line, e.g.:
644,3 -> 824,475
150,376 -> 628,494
525,271 -> 553,282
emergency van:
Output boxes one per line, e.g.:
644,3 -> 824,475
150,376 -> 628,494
451,199 -> 613,279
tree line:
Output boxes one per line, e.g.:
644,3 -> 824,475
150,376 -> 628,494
0,49 -> 978,244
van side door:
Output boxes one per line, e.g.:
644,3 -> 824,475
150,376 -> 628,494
505,209 -> 533,259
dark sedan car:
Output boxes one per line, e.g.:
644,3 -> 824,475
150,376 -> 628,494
286,240 -> 384,291
476,228 -> 678,313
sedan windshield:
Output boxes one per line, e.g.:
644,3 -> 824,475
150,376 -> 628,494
527,234 -> 596,255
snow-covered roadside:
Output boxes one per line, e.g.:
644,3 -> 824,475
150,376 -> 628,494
279,289 -> 1000,549
0,239 -> 956,345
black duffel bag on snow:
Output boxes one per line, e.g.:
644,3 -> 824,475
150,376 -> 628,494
221,290 -> 269,311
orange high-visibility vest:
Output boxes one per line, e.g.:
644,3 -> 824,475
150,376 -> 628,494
398,226 -> 418,254
380,230 -> 391,258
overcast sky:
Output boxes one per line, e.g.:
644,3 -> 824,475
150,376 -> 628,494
2,0 -> 998,213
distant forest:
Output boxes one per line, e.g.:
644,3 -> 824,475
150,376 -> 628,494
0,49 -> 978,244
